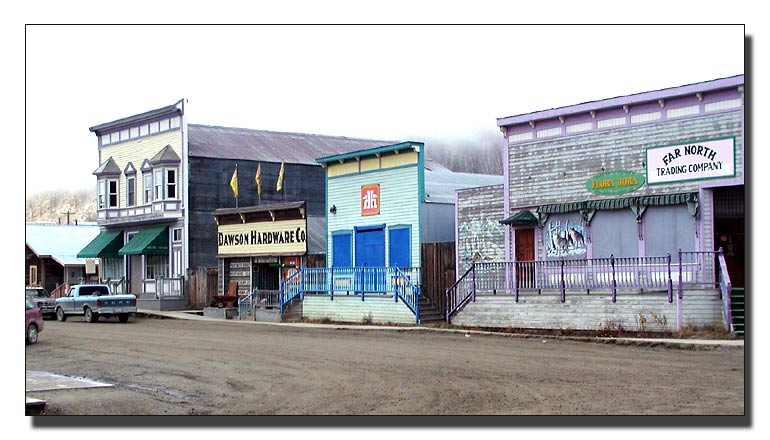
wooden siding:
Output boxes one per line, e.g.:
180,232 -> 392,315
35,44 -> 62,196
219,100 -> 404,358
327,166 -> 420,267
302,294 -> 416,324
188,157 -> 326,270
327,160 -> 360,177
456,185 -> 505,272
507,111 -> 743,209
421,241 -> 455,316
451,290 -> 724,332
100,129 -> 182,208
326,151 -> 419,178
381,151 -> 418,169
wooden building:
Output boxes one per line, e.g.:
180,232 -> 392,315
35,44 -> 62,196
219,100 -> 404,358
26,223 -> 101,295
452,75 -> 745,334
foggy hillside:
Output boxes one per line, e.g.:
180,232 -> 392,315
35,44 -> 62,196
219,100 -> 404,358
419,131 -> 504,176
25,188 -> 97,224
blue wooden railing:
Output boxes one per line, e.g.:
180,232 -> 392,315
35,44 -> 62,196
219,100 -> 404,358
277,266 -> 421,322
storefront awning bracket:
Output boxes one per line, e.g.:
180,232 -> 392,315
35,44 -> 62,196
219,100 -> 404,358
299,207 -> 305,219
239,213 -> 246,223
269,210 -> 275,222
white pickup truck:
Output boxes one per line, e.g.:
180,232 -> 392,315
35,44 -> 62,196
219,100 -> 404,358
55,284 -> 137,323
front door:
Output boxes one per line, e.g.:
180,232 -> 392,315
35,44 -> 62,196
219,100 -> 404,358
129,255 -> 143,296
514,228 -> 535,288
355,227 -> 385,292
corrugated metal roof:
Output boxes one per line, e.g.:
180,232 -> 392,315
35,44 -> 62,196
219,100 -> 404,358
189,124 -> 397,165
307,216 -> 326,255
26,223 -> 102,266
424,167 -> 504,204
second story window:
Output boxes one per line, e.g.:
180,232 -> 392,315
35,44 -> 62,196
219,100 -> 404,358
98,180 -> 106,209
108,179 -> 118,207
166,168 -> 177,199
143,173 -> 153,204
154,169 -> 163,200
127,176 -> 136,207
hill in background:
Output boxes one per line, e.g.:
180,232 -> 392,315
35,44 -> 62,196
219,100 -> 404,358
25,135 -> 504,223
25,188 -> 96,224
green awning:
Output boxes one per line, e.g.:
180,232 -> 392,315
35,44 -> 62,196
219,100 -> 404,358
77,230 -> 123,258
500,210 -> 539,226
118,226 -> 169,255
536,192 -> 698,214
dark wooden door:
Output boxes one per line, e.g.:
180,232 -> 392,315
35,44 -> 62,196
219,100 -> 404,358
515,229 -> 535,288
515,229 -> 535,261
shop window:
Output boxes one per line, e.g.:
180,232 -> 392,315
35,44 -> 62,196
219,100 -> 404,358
388,227 -> 411,268
591,210 -> 637,258
644,205 -> 696,257
28,265 -> 38,286
102,257 -> 123,281
145,254 -> 169,280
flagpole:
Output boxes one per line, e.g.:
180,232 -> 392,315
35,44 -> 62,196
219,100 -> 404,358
235,163 -> 239,208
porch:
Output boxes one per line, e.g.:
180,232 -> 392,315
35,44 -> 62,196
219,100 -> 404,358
446,249 -> 736,333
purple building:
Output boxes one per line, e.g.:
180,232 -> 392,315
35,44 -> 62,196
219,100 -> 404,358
452,75 -> 744,334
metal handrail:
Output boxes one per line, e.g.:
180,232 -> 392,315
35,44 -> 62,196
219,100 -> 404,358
279,269 -> 304,313
716,247 -> 734,332
392,266 -> 420,323
445,263 -> 476,322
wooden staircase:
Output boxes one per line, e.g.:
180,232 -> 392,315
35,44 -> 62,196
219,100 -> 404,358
418,296 -> 444,323
730,287 -> 744,337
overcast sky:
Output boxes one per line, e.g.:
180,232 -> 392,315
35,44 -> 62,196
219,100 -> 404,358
24,24 -> 744,195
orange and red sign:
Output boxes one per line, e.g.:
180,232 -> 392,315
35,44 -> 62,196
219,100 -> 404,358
361,184 -> 380,216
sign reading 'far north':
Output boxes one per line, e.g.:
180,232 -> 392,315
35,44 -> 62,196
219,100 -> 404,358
646,137 -> 736,184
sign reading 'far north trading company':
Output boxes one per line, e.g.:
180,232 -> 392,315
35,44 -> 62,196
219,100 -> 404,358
586,170 -> 645,196
646,137 -> 736,184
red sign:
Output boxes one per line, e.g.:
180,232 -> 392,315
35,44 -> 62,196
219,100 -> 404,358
361,184 -> 380,216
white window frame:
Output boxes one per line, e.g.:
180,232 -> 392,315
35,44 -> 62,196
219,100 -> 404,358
143,173 -> 153,204
107,178 -> 119,208
97,179 -> 106,209
165,168 -> 177,200
172,227 -> 182,242
154,169 -> 164,200
127,176 -> 136,207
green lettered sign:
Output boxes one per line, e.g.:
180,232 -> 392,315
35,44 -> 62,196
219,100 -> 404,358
586,170 -> 645,196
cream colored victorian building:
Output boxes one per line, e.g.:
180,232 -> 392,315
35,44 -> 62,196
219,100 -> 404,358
78,100 -> 187,309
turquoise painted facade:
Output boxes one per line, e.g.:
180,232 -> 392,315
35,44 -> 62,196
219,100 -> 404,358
319,142 -> 424,269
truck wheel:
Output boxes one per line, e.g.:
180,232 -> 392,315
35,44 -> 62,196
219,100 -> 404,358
26,324 -> 39,344
56,307 -> 67,322
118,314 -> 129,323
84,307 -> 99,323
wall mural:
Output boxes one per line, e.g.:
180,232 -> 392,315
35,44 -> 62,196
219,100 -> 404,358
459,218 -> 504,263
545,220 -> 587,258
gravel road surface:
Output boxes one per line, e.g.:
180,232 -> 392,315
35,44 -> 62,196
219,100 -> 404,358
25,317 -> 744,415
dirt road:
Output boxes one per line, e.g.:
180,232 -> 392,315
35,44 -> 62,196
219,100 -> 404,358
25,317 -> 744,415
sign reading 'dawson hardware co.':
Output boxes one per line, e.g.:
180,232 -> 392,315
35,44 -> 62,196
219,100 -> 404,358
646,137 -> 735,184
217,219 -> 307,255
585,170 -> 645,196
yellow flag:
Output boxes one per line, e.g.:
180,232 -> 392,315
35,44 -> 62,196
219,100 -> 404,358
230,166 -> 238,198
276,162 -> 284,192
255,163 -> 262,195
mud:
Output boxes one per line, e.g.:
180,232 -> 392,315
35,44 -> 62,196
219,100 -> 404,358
25,317 -> 744,416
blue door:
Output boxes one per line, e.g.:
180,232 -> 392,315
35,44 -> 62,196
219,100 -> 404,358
355,226 -> 385,292
332,233 -> 352,267
355,227 -> 385,267
388,227 -> 411,269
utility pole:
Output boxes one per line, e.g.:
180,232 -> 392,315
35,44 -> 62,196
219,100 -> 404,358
61,209 -> 73,225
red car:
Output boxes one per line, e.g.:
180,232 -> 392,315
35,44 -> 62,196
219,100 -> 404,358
26,296 -> 44,345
